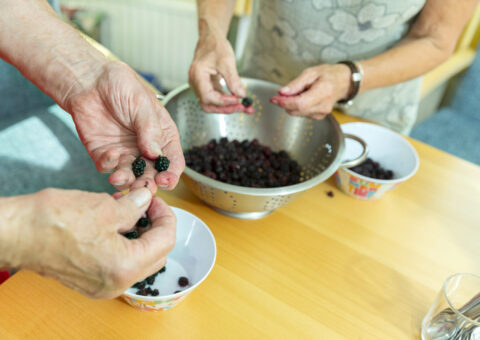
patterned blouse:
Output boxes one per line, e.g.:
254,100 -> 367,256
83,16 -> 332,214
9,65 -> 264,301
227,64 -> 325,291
239,0 -> 427,134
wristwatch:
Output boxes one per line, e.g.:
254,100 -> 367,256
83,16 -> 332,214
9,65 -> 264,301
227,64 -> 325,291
336,61 -> 364,106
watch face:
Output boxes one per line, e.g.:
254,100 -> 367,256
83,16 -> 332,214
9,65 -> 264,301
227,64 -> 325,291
352,73 -> 362,82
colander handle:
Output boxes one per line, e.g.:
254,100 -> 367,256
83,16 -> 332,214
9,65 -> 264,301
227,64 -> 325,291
340,133 -> 369,168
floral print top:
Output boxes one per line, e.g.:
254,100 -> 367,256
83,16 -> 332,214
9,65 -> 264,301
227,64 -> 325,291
239,0 -> 427,134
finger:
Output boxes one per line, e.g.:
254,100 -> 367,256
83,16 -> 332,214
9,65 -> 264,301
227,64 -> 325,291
192,70 -> 239,107
202,103 -> 250,114
154,153 -> 184,191
129,197 -> 176,267
92,148 -> 121,173
129,159 -> 158,194
113,192 -> 124,200
278,68 -> 319,96
115,187 -> 153,232
108,154 -> 137,189
271,81 -> 332,112
218,61 -> 246,97
135,98 -> 165,160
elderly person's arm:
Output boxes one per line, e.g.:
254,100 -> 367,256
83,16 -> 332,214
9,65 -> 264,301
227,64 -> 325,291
0,0 -> 184,192
271,0 -> 477,119
0,188 -> 176,299
189,0 -> 253,114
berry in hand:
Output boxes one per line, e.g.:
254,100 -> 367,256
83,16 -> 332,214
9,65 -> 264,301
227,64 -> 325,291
136,217 -> 149,228
155,156 -> 170,172
124,231 -> 139,240
132,158 -> 146,178
241,97 -> 253,107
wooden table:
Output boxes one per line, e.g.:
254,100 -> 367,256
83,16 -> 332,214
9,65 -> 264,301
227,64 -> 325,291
1,113 -> 479,339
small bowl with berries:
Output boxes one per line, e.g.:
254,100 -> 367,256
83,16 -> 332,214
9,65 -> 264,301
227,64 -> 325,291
335,122 -> 419,200
121,207 -> 216,311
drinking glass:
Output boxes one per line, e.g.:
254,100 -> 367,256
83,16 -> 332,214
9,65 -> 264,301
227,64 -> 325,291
422,273 -> 480,340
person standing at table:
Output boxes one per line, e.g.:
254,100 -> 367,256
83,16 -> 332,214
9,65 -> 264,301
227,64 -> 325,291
188,0 -> 476,134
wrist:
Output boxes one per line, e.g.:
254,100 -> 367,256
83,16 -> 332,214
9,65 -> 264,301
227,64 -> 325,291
0,194 -> 36,269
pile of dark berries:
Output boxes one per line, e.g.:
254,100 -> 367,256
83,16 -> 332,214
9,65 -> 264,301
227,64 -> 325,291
350,158 -> 394,180
155,156 -> 170,172
184,138 -> 302,188
132,158 -> 146,178
241,97 -> 253,107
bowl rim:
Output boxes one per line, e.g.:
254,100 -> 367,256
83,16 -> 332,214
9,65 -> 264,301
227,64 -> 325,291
162,79 -> 347,196
123,206 -> 217,301
339,122 -> 420,184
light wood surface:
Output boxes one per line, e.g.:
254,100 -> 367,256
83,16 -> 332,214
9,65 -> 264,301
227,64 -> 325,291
0,113 -> 479,340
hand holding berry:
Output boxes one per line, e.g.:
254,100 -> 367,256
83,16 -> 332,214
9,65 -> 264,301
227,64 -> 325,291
65,61 -> 185,193
0,188 -> 176,299
270,64 -> 352,120
188,25 -> 254,114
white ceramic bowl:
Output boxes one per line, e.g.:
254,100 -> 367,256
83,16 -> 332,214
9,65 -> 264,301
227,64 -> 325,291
335,122 -> 419,200
121,207 -> 216,311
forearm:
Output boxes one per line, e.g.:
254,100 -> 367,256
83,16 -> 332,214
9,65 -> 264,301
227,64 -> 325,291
0,0 -> 108,111
359,0 -> 476,93
196,0 -> 236,38
0,195 -> 34,269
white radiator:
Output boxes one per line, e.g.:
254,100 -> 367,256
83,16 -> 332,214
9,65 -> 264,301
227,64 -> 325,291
60,0 -> 198,90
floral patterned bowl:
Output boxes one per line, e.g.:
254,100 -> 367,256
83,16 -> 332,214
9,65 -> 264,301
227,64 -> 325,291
335,122 -> 419,200
121,207 -> 216,311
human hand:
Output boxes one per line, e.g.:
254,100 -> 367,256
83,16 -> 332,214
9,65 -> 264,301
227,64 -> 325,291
188,30 -> 253,114
270,64 -> 352,119
14,188 -> 176,299
65,61 -> 185,193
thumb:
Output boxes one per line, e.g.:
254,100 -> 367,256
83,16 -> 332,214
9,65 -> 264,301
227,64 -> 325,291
115,188 -> 152,232
135,101 -> 165,159
218,60 -> 246,98
279,69 -> 318,96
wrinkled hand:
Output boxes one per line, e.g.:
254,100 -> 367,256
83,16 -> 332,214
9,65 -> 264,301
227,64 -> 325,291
65,61 -> 184,193
270,64 -> 352,119
18,188 -> 176,299
189,30 -> 253,114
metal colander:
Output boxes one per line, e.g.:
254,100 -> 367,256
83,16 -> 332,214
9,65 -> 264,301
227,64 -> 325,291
160,78 -> 366,219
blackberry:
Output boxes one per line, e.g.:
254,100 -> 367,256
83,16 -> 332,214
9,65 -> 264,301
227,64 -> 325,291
146,273 -> 157,285
152,289 -> 159,296
124,231 -> 138,240
155,156 -> 170,172
158,266 -> 166,274
137,217 -> 149,228
178,276 -> 189,287
132,158 -> 146,178
136,289 -> 147,296
132,281 -> 146,290
351,158 -> 394,180
241,97 -> 253,107
327,191 -> 334,198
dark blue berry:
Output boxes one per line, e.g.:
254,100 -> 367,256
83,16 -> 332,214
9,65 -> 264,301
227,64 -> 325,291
124,231 -> 138,240
155,156 -> 170,172
241,97 -> 253,107
137,217 -> 149,228
132,158 -> 146,178
178,276 -> 189,287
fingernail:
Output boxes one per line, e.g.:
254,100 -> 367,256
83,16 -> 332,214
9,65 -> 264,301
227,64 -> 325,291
150,141 -> 163,156
271,98 -> 278,104
112,180 -> 126,186
126,188 -> 152,208
158,184 -> 169,188
280,87 -> 291,94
